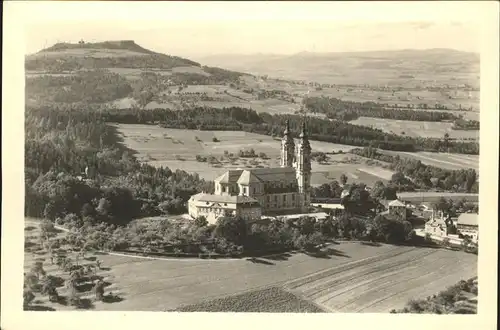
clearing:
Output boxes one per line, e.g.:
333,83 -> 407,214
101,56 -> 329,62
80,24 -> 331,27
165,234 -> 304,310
113,124 -> 393,186
350,117 -> 479,140
380,150 -> 479,171
24,219 -> 477,312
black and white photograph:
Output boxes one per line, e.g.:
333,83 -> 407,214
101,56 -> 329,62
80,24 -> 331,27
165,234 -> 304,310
2,1 -> 498,328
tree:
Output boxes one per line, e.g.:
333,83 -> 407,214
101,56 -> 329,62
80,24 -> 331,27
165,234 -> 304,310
194,216 -> 208,227
94,280 -> 105,301
441,237 -> 451,248
213,216 -> 247,245
81,203 -> 95,218
23,289 -> 35,308
41,276 -> 59,301
30,261 -> 46,280
340,174 -> 348,185
434,197 -> 451,215
43,201 -> 60,220
371,181 -> 386,199
96,198 -> 112,217
40,219 -> 56,239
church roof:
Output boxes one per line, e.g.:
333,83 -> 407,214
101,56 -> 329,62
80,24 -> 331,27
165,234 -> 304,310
250,167 -> 297,182
237,170 -> 263,184
214,170 -> 243,184
215,167 -> 297,185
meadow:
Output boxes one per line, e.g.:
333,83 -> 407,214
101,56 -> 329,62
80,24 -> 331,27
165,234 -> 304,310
350,117 -> 479,140
380,150 -> 479,171
24,219 -> 477,312
113,123 -> 393,186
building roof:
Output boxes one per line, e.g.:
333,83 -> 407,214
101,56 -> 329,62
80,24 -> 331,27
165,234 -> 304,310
278,212 -> 329,221
388,199 -> 406,207
215,167 -> 297,185
190,193 -> 259,207
311,202 -> 344,210
237,170 -> 263,184
425,217 -> 447,228
214,170 -> 244,184
250,167 -> 297,183
457,213 -> 478,226
311,198 -> 342,204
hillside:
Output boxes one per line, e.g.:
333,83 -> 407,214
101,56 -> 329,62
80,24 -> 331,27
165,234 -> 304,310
198,49 -> 480,88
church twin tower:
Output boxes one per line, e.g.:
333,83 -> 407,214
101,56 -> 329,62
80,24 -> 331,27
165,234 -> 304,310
280,120 -> 312,209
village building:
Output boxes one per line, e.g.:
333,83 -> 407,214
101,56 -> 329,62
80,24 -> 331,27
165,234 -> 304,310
310,198 -> 345,217
456,213 -> 479,242
424,210 -> 449,237
387,199 -> 408,220
187,194 -> 262,224
188,121 -> 312,223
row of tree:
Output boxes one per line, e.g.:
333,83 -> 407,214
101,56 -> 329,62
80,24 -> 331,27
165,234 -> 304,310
303,96 -> 463,122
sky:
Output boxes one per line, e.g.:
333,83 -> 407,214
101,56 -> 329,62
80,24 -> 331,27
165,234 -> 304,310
16,1 -> 485,58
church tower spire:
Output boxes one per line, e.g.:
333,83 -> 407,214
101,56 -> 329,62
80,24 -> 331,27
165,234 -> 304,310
280,119 -> 295,167
296,121 -> 311,212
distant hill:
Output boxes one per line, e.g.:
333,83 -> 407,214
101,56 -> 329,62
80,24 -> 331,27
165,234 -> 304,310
24,40 -> 251,106
198,49 -> 480,87
26,40 -> 201,71
40,40 -> 159,55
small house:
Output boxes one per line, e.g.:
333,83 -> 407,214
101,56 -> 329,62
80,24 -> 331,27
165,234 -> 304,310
456,213 -> 479,242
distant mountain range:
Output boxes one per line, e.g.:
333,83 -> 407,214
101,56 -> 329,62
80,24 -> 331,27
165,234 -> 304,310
197,49 -> 480,86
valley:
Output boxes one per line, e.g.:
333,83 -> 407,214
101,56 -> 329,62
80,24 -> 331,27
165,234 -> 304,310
23,39 -> 480,314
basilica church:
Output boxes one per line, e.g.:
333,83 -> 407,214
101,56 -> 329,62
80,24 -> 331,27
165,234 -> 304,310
188,120 -> 312,224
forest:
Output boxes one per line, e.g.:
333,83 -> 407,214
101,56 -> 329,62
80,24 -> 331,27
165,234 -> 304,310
25,106 -> 213,226
25,53 -> 200,72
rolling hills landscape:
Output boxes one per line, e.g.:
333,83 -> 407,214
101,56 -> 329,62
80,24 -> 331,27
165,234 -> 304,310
24,40 -> 479,313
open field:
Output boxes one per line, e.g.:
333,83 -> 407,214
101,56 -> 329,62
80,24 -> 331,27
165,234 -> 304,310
113,124 -> 393,186
397,192 -> 478,203
200,49 -> 480,111
24,219 -> 477,312
380,150 -> 479,171
350,117 -> 479,140
174,287 -> 324,312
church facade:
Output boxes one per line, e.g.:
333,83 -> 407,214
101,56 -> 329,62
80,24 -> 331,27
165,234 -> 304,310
188,121 -> 312,224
